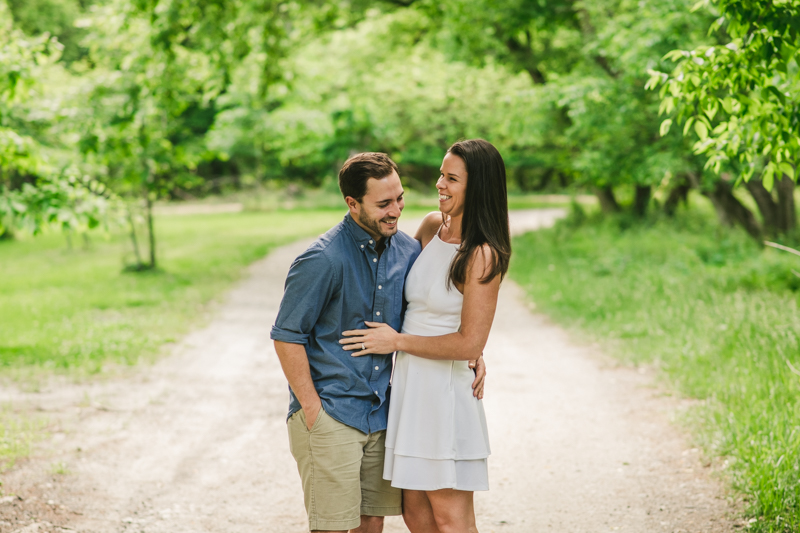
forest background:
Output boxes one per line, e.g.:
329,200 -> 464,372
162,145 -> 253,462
1,0 -> 799,531
2,0 -> 796,250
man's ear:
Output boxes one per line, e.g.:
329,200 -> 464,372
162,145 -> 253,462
345,196 -> 360,213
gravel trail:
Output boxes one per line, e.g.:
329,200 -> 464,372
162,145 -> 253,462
0,209 -> 740,533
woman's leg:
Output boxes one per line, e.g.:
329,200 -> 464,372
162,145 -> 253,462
426,489 -> 478,533
402,490 -> 441,533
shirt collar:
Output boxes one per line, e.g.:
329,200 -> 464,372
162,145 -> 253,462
343,213 -> 392,251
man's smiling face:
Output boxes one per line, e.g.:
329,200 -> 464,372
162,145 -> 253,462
347,170 -> 405,242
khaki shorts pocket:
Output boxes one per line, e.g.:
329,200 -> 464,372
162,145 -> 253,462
308,406 -> 327,432
291,406 -> 327,433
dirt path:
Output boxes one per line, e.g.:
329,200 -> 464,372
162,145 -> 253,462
0,209 -> 741,533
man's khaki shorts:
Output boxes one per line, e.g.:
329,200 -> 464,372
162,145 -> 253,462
287,407 -> 402,531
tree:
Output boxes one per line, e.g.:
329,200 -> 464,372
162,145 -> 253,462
385,0 -> 715,216
651,0 -> 800,237
76,0 -> 302,268
0,0 -> 110,239
209,9 -> 544,188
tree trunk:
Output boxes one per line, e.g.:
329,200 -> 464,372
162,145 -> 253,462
128,207 -> 143,267
709,180 -> 762,241
745,179 -> 778,235
594,186 -> 620,213
776,174 -> 796,234
687,172 -> 761,241
664,179 -> 690,217
145,194 -> 156,269
633,185 -> 651,217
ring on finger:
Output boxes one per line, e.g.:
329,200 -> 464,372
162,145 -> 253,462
361,343 -> 365,350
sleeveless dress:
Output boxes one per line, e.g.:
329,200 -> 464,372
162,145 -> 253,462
383,233 -> 491,491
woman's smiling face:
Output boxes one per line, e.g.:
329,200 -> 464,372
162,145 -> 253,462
437,152 -> 468,218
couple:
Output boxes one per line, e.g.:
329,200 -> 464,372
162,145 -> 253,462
271,139 -> 511,533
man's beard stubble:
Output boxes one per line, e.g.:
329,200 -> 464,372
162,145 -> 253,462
357,209 -> 398,240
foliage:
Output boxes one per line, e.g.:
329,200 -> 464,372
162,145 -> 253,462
393,0 -> 716,197
208,9 -> 544,186
6,0 -> 86,63
0,173 -> 116,236
650,0 -> 800,188
511,206 -> 800,531
0,0 -> 113,237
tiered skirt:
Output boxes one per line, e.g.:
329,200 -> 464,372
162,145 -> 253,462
383,350 -> 490,491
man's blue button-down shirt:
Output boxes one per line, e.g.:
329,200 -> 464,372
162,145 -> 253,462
270,213 -> 421,434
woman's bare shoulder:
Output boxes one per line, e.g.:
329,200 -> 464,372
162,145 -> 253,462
414,211 -> 444,243
467,243 -> 499,282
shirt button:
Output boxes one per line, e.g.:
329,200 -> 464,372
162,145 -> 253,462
375,366 -> 379,370
373,258 -> 377,263
374,391 -> 378,395
378,285 -> 382,290
361,245 -> 364,249
376,311 -> 380,316
369,240 -> 373,244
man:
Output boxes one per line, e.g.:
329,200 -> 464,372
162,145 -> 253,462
271,153 -> 485,533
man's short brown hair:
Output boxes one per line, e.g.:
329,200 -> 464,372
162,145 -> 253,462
338,153 -> 399,203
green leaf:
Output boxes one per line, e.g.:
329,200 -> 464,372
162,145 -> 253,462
765,85 -> 786,104
660,119 -> 673,136
694,120 -> 708,140
721,97 -> 734,114
683,117 -> 695,135
763,163 -> 776,190
705,101 -> 718,121
779,162 -> 795,180
659,96 -> 676,116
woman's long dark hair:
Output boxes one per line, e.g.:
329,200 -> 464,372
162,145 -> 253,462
446,139 -> 511,288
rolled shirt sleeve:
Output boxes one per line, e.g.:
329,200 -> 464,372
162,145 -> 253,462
270,246 -> 337,345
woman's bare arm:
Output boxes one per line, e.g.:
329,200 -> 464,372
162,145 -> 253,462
340,244 -> 501,361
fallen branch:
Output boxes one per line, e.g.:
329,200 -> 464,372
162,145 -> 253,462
786,359 -> 800,378
764,241 -> 800,257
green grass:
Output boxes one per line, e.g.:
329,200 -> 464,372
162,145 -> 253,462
510,205 -> 800,532
0,209 -> 356,374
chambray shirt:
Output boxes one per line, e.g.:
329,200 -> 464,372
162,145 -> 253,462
270,213 -> 421,434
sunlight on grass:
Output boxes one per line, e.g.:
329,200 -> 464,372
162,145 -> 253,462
0,209 -> 357,374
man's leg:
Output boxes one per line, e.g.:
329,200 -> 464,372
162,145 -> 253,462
351,515 -> 383,533
287,407 -> 369,532
357,430 -> 402,533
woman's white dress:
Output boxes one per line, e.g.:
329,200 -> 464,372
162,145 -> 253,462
383,234 -> 491,491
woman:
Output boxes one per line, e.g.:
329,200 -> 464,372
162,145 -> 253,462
340,139 -> 511,533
